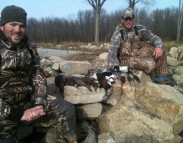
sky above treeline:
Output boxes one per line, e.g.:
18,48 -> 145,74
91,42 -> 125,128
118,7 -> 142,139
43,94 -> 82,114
0,0 -> 179,19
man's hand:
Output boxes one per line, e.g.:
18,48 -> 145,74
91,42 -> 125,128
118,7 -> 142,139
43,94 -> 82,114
153,47 -> 164,59
21,105 -> 45,122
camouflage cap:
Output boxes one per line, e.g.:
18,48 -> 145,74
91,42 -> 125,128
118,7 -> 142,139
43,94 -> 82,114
122,8 -> 134,19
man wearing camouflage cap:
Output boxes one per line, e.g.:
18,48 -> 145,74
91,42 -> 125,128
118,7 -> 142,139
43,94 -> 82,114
104,7 -> 173,86
0,5 -> 77,143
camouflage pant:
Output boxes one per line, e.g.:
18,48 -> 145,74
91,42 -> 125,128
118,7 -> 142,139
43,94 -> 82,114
0,98 -> 76,143
119,45 -> 168,76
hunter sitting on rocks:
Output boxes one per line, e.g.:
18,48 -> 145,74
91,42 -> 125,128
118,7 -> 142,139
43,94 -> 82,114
103,7 -> 174,86
0,5 -> 77,143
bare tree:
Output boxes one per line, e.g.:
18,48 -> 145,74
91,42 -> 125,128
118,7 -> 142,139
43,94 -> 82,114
27,7 -> 181,43
127,0 -> 154,9
177,0 -> 183,42
86,0 -> 106,43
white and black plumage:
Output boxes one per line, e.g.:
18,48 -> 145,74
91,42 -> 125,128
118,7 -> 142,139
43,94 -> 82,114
96,72 -> 115,90
113,65 -> 140,84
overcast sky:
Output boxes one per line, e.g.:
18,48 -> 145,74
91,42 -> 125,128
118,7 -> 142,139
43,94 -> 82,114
0,0 -> 179,19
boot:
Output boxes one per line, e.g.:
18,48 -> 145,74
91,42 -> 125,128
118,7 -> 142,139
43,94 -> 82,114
154,76 -> 174,87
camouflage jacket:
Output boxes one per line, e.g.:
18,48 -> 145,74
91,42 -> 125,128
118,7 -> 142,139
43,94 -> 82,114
0,30 -> 47,121
103,24 -> 163,71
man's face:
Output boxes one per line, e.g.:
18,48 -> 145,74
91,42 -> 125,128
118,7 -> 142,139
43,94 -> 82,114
0,22 -> 26,44
122,17 -> 134,30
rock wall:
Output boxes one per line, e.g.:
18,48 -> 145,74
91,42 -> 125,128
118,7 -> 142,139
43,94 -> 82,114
43,45 -> 183,143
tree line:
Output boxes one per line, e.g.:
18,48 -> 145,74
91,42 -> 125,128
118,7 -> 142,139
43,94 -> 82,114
27,7 -> 182,44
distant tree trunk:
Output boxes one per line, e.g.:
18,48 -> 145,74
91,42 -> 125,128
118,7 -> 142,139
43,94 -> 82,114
177,0 -> 183,42
87,0 -> 106,44
127,0 -> 154,10
128,0 -> 137,9
95,7 -> 100,43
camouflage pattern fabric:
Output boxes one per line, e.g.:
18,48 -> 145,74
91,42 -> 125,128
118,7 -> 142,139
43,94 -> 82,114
104,24 -> 168,76
119,37 -> 168,75
0,98 -> 76,143
35,98 -> 76,143
0,32 -> 76,142
0,37 -> 47,120
122,8 -> 134,19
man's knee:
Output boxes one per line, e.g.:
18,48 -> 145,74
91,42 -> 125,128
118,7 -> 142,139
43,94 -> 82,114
52,98 -> 75,117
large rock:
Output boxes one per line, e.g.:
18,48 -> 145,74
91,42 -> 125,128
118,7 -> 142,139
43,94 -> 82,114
98,52 -> 108,62
64,86 -> 106,104
45,56 -> 92,76
40,47 -> 183,142
103,80 -> 122,106
167,56 -> 180,66
41,58 -> 53,67
138,82 -> 183,135
174,66 -> 183,75
178,45 -> 183,60
97,70 -> 183,143
76,103 -> 103,119
60,61 -> 92,75
168,47 -> 179,60
172,74 -> 183,86
97,98 -> 176,143
98,133 -> 116,143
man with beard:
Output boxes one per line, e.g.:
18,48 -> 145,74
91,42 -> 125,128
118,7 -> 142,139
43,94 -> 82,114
0,5 -> 77,143
104,7 -> 173,86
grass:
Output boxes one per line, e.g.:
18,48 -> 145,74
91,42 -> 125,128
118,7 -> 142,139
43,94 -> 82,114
36,40 -> 182,62
64,47 -> 107,63
36,41 -> 108,62
36,40 -> 181,50
64,53 -> 97,63
163,40 -> 181,50
36,42 -> 96,51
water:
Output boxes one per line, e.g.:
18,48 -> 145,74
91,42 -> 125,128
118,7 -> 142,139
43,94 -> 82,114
37,48 -> 90,58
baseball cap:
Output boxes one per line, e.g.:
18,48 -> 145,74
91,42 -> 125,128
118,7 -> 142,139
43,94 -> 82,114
122,8 -> 134,19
